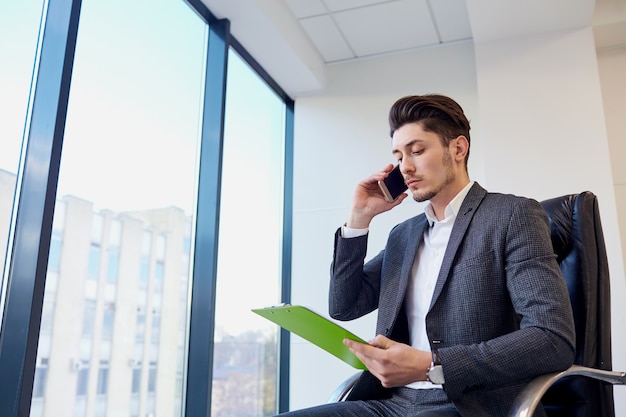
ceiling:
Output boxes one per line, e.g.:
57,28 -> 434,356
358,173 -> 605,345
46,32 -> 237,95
281,0 -> 626,64
281,0 -> 472,63
202,0 -> 626,96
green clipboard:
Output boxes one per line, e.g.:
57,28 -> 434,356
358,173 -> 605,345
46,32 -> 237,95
252,304 -> 368,370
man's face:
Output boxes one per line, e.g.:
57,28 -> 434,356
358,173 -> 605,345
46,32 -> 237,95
391,122 -> 456,204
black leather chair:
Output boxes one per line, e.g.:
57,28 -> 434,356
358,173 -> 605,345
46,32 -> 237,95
329,192 -> 625,416
510,192 -> 624,416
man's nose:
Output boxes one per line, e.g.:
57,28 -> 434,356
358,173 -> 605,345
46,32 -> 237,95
400,159 -> 414,174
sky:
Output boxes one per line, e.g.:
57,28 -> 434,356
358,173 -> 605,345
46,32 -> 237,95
1,0 -> 206,213
1,0 -> 287,336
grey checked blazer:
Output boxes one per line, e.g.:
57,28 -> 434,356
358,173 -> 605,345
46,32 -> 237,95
329,183 -> 576,417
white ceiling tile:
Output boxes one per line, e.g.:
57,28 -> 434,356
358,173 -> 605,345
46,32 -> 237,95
332,0 -> 439,57
323,0 -> 390,13
300,15 -> 356,62
283,0 -> 328,18
429,0 -> 472,42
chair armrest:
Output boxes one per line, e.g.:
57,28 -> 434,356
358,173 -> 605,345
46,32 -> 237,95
327,372 -> 362,403
509,365 -> 626,417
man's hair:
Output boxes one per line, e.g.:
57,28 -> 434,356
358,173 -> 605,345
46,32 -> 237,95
388,94 -> 471,164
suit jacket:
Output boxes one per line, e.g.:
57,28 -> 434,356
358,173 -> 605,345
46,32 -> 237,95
329,183 -> 576,417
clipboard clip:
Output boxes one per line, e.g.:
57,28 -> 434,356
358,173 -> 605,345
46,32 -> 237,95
266,303 -> 291,308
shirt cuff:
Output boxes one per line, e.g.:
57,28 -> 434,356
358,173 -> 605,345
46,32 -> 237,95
341,225 -> 369,238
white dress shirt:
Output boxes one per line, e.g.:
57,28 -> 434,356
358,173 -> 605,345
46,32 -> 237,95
405,181 -> 473,389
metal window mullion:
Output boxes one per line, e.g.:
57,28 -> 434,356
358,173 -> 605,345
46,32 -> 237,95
0,0 -> 82,416
182,2 -> 295,415
278,100 -> 295,413
184,18 -> 230,417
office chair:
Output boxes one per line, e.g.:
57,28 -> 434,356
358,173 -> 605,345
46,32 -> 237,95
510,191 -> 624,416
329,192 -> 625,416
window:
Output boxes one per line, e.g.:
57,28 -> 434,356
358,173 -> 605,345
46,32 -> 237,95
139,255 -> 150,287
81,300 -> 96,337
32,362 -> 48,398
148,365 -> 158,393
87,245 -> 101,280
210,48 -> 286,417
96,365 -> 109,395
135,310 -> 146,342
29,0 -> 206,416
131,366 -> 142,394
76,367 -> 89,396
154,261 -> 164,292
101,303 -> 115,340
48,233 -> 63,272
2,2 -> 293,417
106,247 -> 119,283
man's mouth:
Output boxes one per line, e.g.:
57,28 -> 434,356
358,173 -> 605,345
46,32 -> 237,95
405,178 -> 422,187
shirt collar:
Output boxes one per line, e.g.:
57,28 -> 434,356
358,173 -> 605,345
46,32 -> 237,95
424,181 -> 474,226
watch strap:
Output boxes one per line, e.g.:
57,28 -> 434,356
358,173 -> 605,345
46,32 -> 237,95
432,349 -> 441,366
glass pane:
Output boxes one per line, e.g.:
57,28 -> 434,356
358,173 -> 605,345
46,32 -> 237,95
0,0 -> 44,308
30,1 -> 207,417
211,49 -> 286,417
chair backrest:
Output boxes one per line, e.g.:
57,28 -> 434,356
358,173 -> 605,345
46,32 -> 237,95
540,192 -> 614,417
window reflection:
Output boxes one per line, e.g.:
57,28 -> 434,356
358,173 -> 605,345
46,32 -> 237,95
0,0 -> 45,303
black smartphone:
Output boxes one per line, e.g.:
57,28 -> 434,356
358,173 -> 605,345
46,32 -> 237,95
377,164 -> 407,203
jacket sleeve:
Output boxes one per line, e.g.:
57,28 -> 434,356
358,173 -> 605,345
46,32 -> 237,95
329,228 -> 384,320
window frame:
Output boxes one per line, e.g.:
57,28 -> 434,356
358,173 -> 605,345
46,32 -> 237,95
0,1 -> 294,417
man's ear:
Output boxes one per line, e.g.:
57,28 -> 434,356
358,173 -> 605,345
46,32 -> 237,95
451,135 -> 469,161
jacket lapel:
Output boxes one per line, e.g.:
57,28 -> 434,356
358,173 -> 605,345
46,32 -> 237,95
429,183 -> 487,311
396,217 -> 429,308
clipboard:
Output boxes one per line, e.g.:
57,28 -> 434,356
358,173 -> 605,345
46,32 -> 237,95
252,304 -> 367,369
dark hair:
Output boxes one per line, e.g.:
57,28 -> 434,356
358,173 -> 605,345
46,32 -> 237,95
389,94 -> 471,164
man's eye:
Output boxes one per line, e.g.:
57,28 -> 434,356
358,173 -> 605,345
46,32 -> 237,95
413,149 -> 424,155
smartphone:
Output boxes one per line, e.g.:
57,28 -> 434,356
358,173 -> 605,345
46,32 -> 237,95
377,164 -> 408,203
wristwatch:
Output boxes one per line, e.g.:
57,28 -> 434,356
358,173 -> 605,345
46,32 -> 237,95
426,350 -> 445,384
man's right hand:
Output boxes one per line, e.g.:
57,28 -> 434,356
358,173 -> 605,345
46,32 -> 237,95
346,164 -> 408,229
344,335 -> 431,388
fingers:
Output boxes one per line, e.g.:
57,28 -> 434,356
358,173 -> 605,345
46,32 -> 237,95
382,163 -> 395,172
344,338 -> 379,357
344,335 -> 394,360
358,165 -> 394,190
389,192 -> 409,206
375,164 -> 396,181
368,334 -> 394,349
344,338 -> 381,370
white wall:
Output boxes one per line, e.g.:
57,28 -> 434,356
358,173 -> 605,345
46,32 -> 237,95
597,42 -> 626,416
598,44 -> 626,296
290,32 -> 626,416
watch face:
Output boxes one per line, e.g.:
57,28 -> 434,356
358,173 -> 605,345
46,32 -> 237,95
429,365 -> 445,384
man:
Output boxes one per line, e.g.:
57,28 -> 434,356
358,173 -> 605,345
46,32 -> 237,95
280,95 -> 575,417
